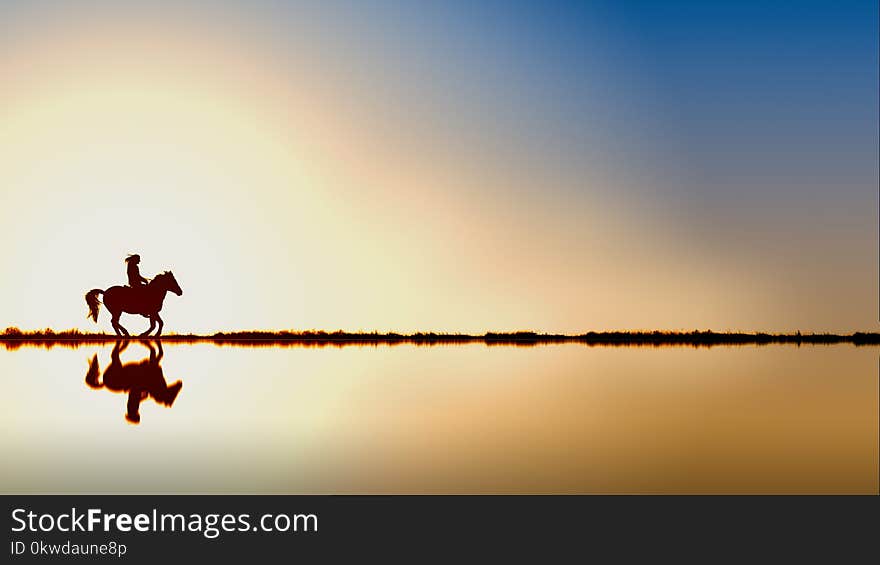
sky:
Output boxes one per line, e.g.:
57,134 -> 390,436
0,0 -> 877,334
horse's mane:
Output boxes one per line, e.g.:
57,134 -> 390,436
149,271 -> 172,286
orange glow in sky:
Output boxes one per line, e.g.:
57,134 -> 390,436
1,4 -> 876,334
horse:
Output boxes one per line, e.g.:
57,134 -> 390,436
85,271 -> 182,337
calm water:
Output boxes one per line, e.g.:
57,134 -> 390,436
1,342 -> 877,493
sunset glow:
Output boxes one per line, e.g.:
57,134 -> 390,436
2,1 -> 877,334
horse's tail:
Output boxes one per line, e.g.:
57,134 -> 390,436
85,354 -> 102,388
85,289 -> 103,322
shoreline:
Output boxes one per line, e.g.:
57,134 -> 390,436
2,330 -> 879,348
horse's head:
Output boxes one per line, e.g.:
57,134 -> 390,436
155,271 -> 183,296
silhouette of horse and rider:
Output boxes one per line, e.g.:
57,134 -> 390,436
86,339 -> 183,425
85,254 -> 182,337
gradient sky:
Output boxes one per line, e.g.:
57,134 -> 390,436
1,0 -> 877,333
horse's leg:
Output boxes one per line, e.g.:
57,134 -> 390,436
110,311 -> 123,337
155,314 -> 164,337
114,313 -> 130,337
140,316 -> 157,337
111,340 -> 124,364
144,340 -> 156,361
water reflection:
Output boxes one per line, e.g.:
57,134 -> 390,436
85,340 -> 183,424
0,342 -> 875,493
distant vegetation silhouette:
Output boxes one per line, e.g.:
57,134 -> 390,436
85,339 -> 182,424
3,327 -> 879,349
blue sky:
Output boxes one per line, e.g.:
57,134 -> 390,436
1,0 -> 877,331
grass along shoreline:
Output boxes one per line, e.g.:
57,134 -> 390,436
2,328 -> 879,348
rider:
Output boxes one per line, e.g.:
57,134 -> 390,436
125,254 -> 149,288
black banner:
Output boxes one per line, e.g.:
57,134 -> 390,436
2,495 -> 877,562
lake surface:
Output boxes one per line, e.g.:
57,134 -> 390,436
1,342 -> 877,493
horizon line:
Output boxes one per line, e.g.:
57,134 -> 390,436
2,328 -> 879,349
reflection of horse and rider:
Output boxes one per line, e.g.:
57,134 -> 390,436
86,340 -> 183,424
85,254 -> 182,337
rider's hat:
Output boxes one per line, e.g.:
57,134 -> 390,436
125,254 -> 141,264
